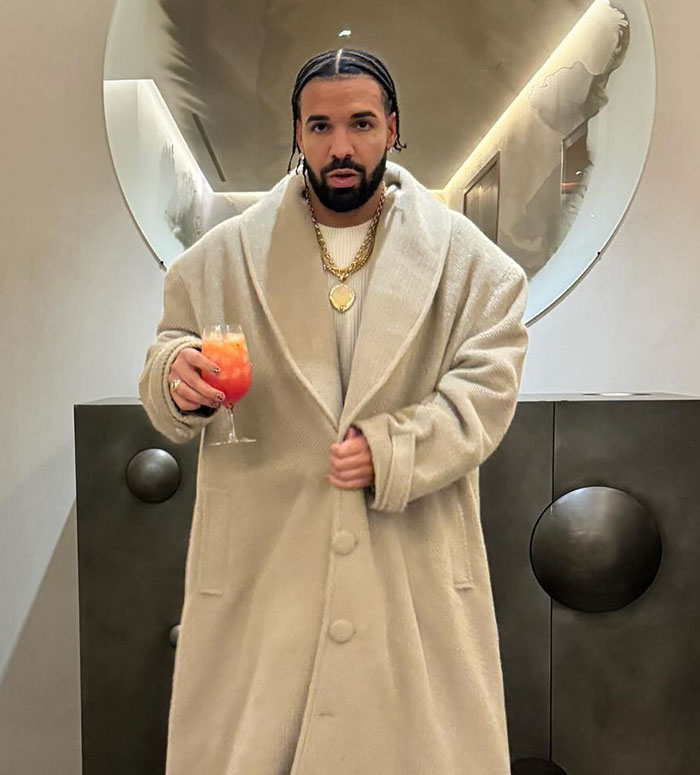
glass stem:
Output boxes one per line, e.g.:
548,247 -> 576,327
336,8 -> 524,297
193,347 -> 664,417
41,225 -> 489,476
227,405 -> 237,441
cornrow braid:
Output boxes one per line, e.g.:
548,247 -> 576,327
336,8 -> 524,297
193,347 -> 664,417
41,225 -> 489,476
287,47 -> 407,174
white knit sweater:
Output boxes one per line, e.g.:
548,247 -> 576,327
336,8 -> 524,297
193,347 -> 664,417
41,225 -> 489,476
318,218 -> 375,400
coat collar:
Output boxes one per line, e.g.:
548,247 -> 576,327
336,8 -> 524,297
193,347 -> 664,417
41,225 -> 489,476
239,160 -> 452,438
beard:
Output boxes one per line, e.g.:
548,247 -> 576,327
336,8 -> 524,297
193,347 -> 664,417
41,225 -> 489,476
303,149 -> 387,213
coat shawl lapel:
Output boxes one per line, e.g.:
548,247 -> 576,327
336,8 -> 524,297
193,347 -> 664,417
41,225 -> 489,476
239,161 -> 452,437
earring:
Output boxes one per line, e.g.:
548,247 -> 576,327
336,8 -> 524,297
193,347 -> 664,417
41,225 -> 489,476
295,153 -> 305,174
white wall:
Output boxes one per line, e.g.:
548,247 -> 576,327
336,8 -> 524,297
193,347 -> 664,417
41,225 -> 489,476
0,0 -> 698,773
0,0 -> 163,771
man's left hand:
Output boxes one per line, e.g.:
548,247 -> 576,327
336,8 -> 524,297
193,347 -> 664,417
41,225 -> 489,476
327,426 -> 375,490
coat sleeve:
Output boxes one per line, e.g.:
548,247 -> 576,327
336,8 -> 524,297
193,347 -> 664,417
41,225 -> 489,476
138,265 -> 217,444
352,262 -> 529,513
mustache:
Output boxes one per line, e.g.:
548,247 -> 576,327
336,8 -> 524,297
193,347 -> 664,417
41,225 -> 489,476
322,162 -> 364,175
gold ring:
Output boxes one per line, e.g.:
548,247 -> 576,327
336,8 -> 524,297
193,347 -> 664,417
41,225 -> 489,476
169,378 -> 182,395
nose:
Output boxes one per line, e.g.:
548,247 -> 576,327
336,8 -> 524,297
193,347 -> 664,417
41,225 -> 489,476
328,127 -> 354,163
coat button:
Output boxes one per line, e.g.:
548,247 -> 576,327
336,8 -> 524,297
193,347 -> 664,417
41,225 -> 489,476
329,619 -> 355,643
332,530 -> 357,555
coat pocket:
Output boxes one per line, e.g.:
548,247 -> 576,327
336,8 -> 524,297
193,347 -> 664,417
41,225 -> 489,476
449,496 -> 475,591
196,488 -> 232,595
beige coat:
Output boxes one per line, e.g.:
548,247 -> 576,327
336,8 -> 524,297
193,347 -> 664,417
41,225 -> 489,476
139,160 -> 529,775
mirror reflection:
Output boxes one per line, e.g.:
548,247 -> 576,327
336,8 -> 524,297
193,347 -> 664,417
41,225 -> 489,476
103,0 -> 655,321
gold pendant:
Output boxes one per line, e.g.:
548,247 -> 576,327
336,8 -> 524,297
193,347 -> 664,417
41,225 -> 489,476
329,283 -> 355,312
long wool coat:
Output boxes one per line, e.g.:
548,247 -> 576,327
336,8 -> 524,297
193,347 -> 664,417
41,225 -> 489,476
139,160 -> 529,775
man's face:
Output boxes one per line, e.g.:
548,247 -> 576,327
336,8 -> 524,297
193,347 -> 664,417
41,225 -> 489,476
295,75 -> 398,213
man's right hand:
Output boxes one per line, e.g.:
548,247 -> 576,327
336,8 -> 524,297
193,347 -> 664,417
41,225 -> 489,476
168,347 -> 225,412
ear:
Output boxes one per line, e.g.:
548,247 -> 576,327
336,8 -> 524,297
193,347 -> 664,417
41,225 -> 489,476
386,111 -> 398,149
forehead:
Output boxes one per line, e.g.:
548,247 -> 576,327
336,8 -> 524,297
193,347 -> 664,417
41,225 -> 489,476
297,75 -> 384,118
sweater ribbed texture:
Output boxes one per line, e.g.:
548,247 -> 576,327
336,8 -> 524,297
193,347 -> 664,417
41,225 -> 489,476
318,218 -> 374,400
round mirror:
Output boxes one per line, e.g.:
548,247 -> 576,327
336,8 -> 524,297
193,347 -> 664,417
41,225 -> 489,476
103,0 -> 655,323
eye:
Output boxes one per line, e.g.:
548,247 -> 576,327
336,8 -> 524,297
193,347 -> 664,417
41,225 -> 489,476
355,120 -> 373,130
310,123 -> 328,133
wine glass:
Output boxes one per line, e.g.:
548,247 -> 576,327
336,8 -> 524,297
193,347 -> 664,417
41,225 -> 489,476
201,324 -> 256,444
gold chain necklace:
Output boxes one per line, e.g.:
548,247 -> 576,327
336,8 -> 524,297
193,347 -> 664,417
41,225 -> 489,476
303,181 -> 387,313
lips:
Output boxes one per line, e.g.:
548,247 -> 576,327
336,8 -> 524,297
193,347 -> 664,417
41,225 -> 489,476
328,170 -> 359,188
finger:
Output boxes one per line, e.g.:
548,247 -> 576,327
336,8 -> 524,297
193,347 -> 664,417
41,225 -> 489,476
170,365 -> 222,408
330,451 -> 370,471
175,360 -> 226,404
330,464 -> 374,482
327,473 -> 372,489
172,394 -> 200,411
330,461 -> 373,477
182,347 -> 221,376
331,437 -> 367,458
171,349 -> 223,404
170,383 -> 202,411
326,473 -> 370,490
171,378 -> 221,410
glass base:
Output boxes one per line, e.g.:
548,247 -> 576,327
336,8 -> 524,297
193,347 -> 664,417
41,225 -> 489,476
208,436 -> 256,445
205,403 -> 256,445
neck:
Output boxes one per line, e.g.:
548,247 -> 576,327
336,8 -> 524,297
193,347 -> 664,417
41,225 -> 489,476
306,181 -> 386,227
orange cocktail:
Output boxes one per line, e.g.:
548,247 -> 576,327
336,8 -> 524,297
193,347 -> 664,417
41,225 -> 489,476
202,330 -> 252,408
201,324 -> 255,444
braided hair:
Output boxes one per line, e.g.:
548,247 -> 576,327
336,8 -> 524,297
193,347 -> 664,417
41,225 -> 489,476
287,47 -> 407,174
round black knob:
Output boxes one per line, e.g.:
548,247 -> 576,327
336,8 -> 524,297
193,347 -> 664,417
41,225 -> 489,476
530,486 -> 662,612
125,448 -> 181,503
169,624 -> 181,647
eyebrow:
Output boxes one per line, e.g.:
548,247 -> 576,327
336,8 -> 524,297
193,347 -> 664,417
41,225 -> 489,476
305,111 -> 378,124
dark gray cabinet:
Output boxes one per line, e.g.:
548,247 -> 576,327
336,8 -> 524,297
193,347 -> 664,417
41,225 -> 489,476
75,399 -> 199,775
481,398 -> 700,775
75,397 -> 700,775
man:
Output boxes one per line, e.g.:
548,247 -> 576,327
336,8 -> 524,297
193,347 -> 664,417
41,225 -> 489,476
139,47 -> 529,775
